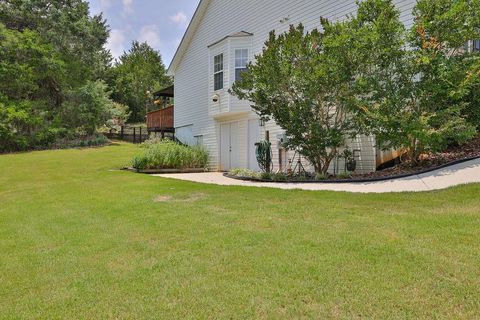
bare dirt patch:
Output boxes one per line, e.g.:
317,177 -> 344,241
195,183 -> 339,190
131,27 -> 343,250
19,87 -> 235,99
181,193 -> 207,202
153,193 -> 207,203
154,195 -> 173,202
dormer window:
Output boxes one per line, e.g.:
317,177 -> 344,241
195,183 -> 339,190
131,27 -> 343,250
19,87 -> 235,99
235,49 -> 249,81
214,53 -> 224,91
208,32 -> 252,96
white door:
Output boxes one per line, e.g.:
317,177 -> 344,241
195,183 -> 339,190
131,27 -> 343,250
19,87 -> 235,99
248,120 -> 261,171
220,122 -> 241,171
230,122 -> 241,169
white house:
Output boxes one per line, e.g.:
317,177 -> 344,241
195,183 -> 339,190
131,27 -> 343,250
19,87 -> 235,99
168,0 -> 417,173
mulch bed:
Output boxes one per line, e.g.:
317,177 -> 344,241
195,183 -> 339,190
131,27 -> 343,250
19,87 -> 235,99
225,135 -> 480,183
352,135 -> 480,180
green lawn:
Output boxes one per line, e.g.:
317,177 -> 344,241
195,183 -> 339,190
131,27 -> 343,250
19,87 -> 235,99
1,143 -> 479,319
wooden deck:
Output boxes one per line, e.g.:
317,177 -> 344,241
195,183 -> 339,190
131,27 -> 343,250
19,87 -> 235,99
147,106 -> 174,132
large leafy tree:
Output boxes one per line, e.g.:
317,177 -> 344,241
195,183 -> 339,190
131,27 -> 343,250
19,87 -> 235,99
0,0 -> 114,152
62,81 -> 118,135
345,0 -> 428,162
0,23 -> 66,152
231,23 -> 361,174
231,0 -> 415,174
352,0 -> 479,163
461,59 -> 480,127
0,0 -> 111,86
110,41 -> 171,123
415,0 -> 480,130
406,0 -> 479,158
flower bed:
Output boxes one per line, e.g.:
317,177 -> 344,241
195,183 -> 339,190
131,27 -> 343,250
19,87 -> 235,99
130,139 -> 209,172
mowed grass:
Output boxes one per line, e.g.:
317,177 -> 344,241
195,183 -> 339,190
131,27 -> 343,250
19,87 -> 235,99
0,143 -> 479,319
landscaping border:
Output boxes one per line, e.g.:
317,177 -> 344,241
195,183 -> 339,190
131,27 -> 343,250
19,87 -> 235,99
125,168 -> 208,174
223,155 -> 480,184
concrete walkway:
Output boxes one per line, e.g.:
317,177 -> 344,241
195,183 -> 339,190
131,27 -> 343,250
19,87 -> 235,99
154,158 -> 480,193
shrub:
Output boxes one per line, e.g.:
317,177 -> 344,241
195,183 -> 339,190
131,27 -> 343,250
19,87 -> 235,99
49,134 -> 110,150
131,140 -> 209,170
228,168 -> 261,179
292,174 -> 308,182
260,172 -> 289,181
336,172 -> 352,180
139,135 -> 164,148
271,173 -> 289,182
131,156 -> 148,170
260,172 -> 273,180
106,102 -> 130,130
315,173 -> 328,181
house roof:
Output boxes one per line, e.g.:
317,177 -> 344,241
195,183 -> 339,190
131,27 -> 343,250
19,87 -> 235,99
207,31 -> 254,48
168,0 -> 212,75
153,85 -> 174,98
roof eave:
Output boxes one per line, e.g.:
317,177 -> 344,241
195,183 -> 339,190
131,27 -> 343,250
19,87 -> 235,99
168,0 -> 211,75
207,31 -> 254,48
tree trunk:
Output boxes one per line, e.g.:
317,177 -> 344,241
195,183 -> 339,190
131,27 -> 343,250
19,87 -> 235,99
313,155 -> 334,175
321,157 -> 334,175
407,137 -> 422,165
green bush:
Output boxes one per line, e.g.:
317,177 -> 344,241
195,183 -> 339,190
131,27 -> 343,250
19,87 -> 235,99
336,172 -> 352,180
271,173 -> 288,182
228,168 -> 261,179
315,173 -> 328,181
131,156 -> 148,170
131,140 -> 209,170
292,174 -> 307,182
61,81 -> 117,135
0,22 -> 116,153
49,134 -> 110,150
260,172 -> 289,181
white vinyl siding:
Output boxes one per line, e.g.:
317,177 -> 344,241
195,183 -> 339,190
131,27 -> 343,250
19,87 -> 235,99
175,124 -> 196,146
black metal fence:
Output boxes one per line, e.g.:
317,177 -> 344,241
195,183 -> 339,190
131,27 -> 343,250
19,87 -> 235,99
105,126 -> 149,144
105,126 -> 176,144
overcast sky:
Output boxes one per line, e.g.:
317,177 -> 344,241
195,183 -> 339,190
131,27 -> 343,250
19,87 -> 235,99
87,0 -> 199,66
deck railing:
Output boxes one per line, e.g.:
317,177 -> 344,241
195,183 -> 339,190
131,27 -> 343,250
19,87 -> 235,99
147,106 -> 174,130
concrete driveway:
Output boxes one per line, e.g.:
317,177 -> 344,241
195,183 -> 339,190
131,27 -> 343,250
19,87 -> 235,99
154,158 -> 480,193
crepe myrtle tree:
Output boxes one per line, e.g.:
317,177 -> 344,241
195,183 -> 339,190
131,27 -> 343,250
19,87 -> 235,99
230,23 -> 360,174
408,0 -> 480,145
351,0 -> 479,164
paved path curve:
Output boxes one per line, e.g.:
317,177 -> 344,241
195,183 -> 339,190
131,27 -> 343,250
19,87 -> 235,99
154,158 -> 480,193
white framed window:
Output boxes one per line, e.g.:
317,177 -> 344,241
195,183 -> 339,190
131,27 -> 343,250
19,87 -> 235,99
474,40 -> 480,52
213,53 -> 224,91
235,49 -> 248,81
